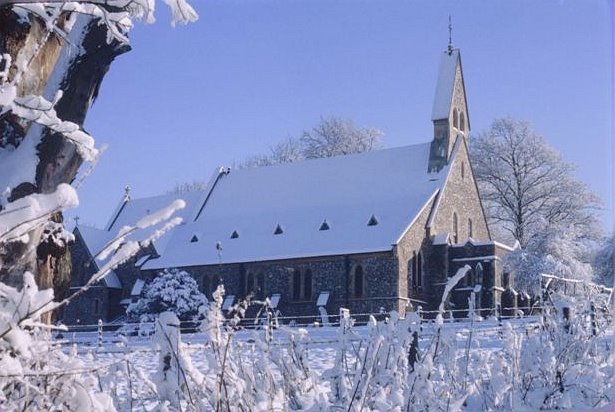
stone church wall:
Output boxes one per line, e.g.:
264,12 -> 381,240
169,251 -> 400,324
431,139 -> 490,244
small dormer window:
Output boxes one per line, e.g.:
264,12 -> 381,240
319,220 -> 330,231
230,230 -> 239,239
274,224 -> 284,235
367,215 -> 379,226
190,234 -> 199,243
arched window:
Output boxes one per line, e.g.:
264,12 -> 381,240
453,108 -> 459,130
409,252 -> 416,290
201,275 -> 211,297
410,252 -> 423,291
304,269 -> 313,301
292,269 -> 302,301
461,161 -> 465,179
475,263 -> 484,285
291,269 -> 313,301
352,265 -> 365,298
460,111 -> 466,132
245,272 -> 255,296
91,299 -> 101,315
257,273 -> 265,299
452,212 -> 459,243
468,218 -> 473,239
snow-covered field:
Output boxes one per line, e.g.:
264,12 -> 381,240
52,312 -> 613,411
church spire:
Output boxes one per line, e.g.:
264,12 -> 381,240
428,28 -> 470,173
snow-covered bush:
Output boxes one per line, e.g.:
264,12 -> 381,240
505,224 -> 595,295
0,273 -> 116,410
127,268 -> 207,323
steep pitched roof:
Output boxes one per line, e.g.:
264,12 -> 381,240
73,225 -> 122,289
145,143 -> 450,269
431,48 -> 459,121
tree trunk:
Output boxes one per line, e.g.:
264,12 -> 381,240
0,6 -> 129,299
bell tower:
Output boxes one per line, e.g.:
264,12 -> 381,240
428,23 -> 470,172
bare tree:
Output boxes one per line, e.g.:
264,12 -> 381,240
470,117 -> 600,246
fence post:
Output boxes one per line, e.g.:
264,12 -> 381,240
417,305 -> 423,332
97,319 -> 103,348
562,307 -> 571,334
590,303 -> 597,336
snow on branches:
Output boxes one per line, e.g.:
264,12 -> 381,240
127,268 -> 207,323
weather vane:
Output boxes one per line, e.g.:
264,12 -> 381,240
448,15 -> 454,54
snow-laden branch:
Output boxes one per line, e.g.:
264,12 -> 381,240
0,86 -> 98,162
0,184 -> 78,244
4,0 -> 198,40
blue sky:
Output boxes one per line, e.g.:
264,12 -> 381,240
73,0 -> 614,232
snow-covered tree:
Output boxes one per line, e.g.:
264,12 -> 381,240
504,224 -> 595,294
0,0 -> 197,297
241,116 -> 384,168
301,116 -> 383,159
470,117 -> 601,246
127,268 -> 207,322
593,233 -> 614,287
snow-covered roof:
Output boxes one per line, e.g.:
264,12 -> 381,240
431,49 -> 459,121
104,271 -> 122,289
145,143 -> 449,269
104,190 -> 205,254
75,225 -> 114,264
131,279 -> 145,296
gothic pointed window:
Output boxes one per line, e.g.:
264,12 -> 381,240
468,218 -> 473,239
460,112 -> 466,133
475,263 -> 484,286
291,268 -> 313,301
351,265 -> 365,298
256,272 -> 265,299
292,269 -> 301,301
410,252 -> 423,292
417,252 -> 423,290
453,108 -> 459,130
304,269 -> 313,301
245,272 -> 255,296
452,212 -> 459,243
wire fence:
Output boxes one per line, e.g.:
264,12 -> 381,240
53,300 -> 612,354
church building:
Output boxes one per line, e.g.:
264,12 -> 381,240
63,46 -> 514,326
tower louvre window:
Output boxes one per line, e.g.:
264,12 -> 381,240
274,224 -> 284,235
319,220 -> 330,231
367,215 -> 379,226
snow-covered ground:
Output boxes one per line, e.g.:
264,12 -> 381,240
51,312 -> 614,411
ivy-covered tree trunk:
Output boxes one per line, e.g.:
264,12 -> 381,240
0,6 -> 129,309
